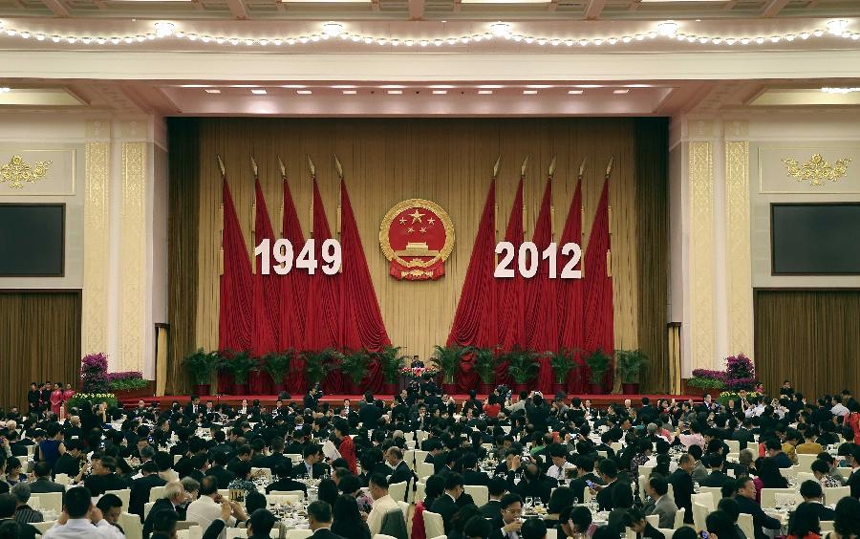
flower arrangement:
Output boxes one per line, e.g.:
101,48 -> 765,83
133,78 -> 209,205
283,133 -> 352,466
724,354 -> 757,391
399,366 -> 439,378
688,368 -> 726,390
107,371 -> 148,391
81,353 -> 110,393
65,392 -> 118,410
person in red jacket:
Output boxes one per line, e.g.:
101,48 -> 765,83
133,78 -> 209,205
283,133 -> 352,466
335,420 -> 357,474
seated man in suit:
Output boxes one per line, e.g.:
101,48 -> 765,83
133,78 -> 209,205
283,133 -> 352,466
266,463 -> 308,495
84,456 -> 129,497
291,445 -> 329,479
307,500 -> 346,539
569,457 -> 601,504
489,493 -> 524,539
143,481 -> 188,539
512,464 -> 551,506
593,459 -> 620,511
734,476 -> 781,539
129,461 -> 168,518
796,480 -> 836,522
384,447 -> 414,499
700,453 -> 732,488
480,478 -> 507,520
204,452 -> 236,489
643,475 -> 678,529
430,473 -> 466,535
29,461 -> 65,493
460,453 -> 490,487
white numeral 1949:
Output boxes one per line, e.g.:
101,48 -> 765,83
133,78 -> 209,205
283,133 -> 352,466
254,239 -> 342,276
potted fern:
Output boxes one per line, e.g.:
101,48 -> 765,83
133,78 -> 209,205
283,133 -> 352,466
302,348 -> 340,389
584,349 -> 612,394
375,346 -> 407,395
341,349 -> 371,393
183,348 -> 219,396
433,345 -> 467,395
550,348 -> 579,395
217,350 -> 258,395
504,348 -> 539,394
262,351 -> 292,394
616,349 -> 649,394
471,347 -> 497,394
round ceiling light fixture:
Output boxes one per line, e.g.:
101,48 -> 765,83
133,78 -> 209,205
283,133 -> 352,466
490,22 -> 511,38
322,22 -> 344,37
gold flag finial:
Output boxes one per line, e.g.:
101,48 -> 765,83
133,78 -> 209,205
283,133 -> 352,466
334,154 -> 344,180
216,154 -> 226,178
548,156 -> 557,178
605,156 -> 614,177
249,154 -> 258,178
277,155 -> 286,178
492,155 -> 501,178
520,155 -> 529,177
306,155 -> 316,177
578,157 -> 587,178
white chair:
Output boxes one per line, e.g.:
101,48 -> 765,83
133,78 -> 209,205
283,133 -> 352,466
692,493 -> 715,512
177,531 -> 190,539
149,485 -> 167,503
270,530 -> 280,539
389,481 -> 408,503
821,521 -> 835,533
779,466 -> 798,479
797,454 -> 817,470
760,488 -> 797,508
286,454 -> 303,465
416,462 -> 435,479
404,432 -> 415,442
698,487 -> 721,508
465,485 -> 489,508
31,492 -> 62,514
657,530 -> 674,538
692,503 -> 708,532
583,488 -> 593,503
824,486 -> 851,504
54,473 -> 71,486
673,508 -> 686,530
774,493 -> 800,507
837,467 -> 852,479
639,465 -> 655,479
397,501 -> 409,521
416,431 -> 428,444
28,497 -> 40,510
119,511 -> 143,539
144,501 -> 156,519
285,530 -> 313,539
645,515 -> 659,528
725,440 -> 740,454
738,513 -> 754,539
267,494 -> 301,505
404,450 -> 416,470
106,488 -> 131,510
797,472 -> 816,484
269,490 -> 305,500
429,536 -> 446,539
625,529 -> 637,539
32,521 -> 56,534
374,535 -> 399,539
416,481 -> 426,504
226,530 -> 247,539
546,530 -> 558,539
252,467 -> 273,483
174,454 -> 183,464
423,510 -> 445,539
414,450 -> 429,465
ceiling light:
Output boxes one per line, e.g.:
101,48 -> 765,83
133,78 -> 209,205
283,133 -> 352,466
231,84 -> 258,88
153,22 -> 176,37
432,90 -> 448,95
181,84 -> 212,88
0,88 -> 10,93
430,85 -> 454,89
625,84 -> 653,88
478,90 -> 493,95
281,85 -> 307,88
575,84 -> 603,89
827,19 -> 848,35
526,85 -> 553,89
568,90 -> 583,95
251,89 -> 267,95
821,87 -> 860,94
613,89 -> 630,94
342,90 -> 357,95
489,22 -> 511,38
205,89 -> 221,94
297,90 -> 312,95
380,85 -> 406,89
478,85 -> 503,89
332,85 -> 356,89
523,90 -> 538,95
387,90 -> 403,95
322,22 -> 344,37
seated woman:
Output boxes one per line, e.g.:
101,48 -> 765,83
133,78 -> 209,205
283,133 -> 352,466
332,494 -> 371,539
787,502 -> 822,539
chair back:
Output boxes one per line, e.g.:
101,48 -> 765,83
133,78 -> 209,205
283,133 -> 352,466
673,508 -> 686,529
267,494 -> 302,504
837,467 -> 852,479
738,513 -> 754,539
645,515 -> 659,528
546,529 -> 558,539
415,481 -> 426,504
698,487 -> 721,508
375,535 -> 399,539
465,485 -> 489,507
692,503 -> 708,532
149,485 -> 167,503
286,454 -> 303,465
226,529 -> 247,539
144,501 -> 156,519
119,511 -> 143,539
106,488 -> 131,509
54,473 -> 71,486
404,450 -> 416,470
423,510 -> 445,539
796,472 -> 816,484
389,481 -> 408,503
820,521 -> 835,532
284,530 -> 313,539
779,466 -> 798,479
796,454 -> 817,470
725,440 -> 740,454
824,486 -> 851,504
416,462 -> 435,479
397,501 -> 409,520
269,490 -> 305,499
32,521 -> 56,534
760,487 -> 797,508
31,492 -> 62,514
692,492 -> 715,512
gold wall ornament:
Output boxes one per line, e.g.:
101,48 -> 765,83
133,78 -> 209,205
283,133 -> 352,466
782,153 -> 851,187
380,198 -> 455,280
0,155 -> 52,189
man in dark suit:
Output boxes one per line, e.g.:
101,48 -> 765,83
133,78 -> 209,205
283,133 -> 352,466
130,461 -> 168,518
569,457 -> 601,503
84,456 -> 129,497
30,462 -> 65,493
797,481 -> 836,523
480,478 -> 507,520
430,473 -> 466,535
732,419 -> 755,450
669,454 -> 695,524
266,463 -> 308,495
205,452 -> 236,489
0,492 -> 37,539
183,396 -> 202,418
143,481 -> 188,539
849,448 -> 860,499
307,499 -> 346,539
461,453 -> 490,486
53,440 -> 83,478
735,476 -> 781,539
488,493 -> 524,539
594,459 -> 620,511
290,446 -> 329,479
700,453 -> 732,488
358,398 -> 383,431
385,447 -> 414,497
511,464 -> 551,505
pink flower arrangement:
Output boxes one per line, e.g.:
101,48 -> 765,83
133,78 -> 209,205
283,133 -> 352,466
107,371 -> 143,382
81,353 -> 110,393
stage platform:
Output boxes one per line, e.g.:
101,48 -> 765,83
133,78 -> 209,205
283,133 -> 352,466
119,393 -> 702,410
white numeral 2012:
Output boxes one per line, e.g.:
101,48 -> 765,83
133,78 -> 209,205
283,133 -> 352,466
494,241 -> 582,279
254,239 -> 342,276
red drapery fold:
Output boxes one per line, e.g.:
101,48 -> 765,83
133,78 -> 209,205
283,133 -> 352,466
250,178 -> 280,394
583,177 -> 615,392
558,179 -> 585,393
218,178 -> 253,393
305,178 -> 343,393
495,178 -> 526,387
525,178 -> 557,394
280,176 -> 309,395
339,179 -> 391,393
448,179 -> 498,392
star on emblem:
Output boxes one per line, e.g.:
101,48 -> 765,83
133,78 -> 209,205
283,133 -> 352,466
428,217 -> 436,225
408,209 -> 426,223
407,227 -> 414,234
399,217 -> 407,225
420,227 -> 427,233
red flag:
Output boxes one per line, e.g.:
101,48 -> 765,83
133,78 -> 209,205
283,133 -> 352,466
280,174 -> 309,394
340,178 -> 391,393
583,177 -> 615,392
558,179 -> 584,392
250,178 -> 280,393
218,178 -> 253,392
525,178 -> 557,394
495,178 -> 526,387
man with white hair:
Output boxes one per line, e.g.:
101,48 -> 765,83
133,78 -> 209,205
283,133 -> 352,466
186,475 -> 247,539
142,480 -> 187,539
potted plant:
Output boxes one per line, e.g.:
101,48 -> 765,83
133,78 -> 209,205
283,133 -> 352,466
688,369 -> 726,399
433,345 -> 467,395
505,348 -> 539,394
341,349 -> 371,394
471,347 -> 497,394
616,349 -> 649,394
81,353 -> 110,394
262,351 -> 292,394
218,350 -> 257,395
584,349 -> 612,394
183,348 -> 219,396
375,346 -> 407,394
302,348 -> 340,389
550,348 -> 578,395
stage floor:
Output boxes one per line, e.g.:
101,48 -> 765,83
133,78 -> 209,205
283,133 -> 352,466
119,393 -> 702,410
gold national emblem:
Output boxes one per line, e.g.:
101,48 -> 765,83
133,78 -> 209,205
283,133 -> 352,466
379,199 -> 455,281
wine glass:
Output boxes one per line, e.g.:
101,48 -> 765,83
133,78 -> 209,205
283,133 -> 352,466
525,497 -> 533,511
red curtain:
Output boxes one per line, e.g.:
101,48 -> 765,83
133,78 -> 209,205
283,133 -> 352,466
218,178 -> 253,394
250,179 -> 280,394
495,178 -> 526,387
583,178 -> 615,392
305,179 -> 343,393
339,179 -> 391,393
280,176 -> 309,395
525,178 -> 557,394
558,180 -> 585,392
448,179 -> 498,392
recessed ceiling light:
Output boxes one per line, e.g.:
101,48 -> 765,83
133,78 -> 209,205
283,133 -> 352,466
322,22 -> 344,37
0,87 -> 10,93
490,22 -> 512,37
281,84 -> 308,89
387,90 -> 403,95
625,84 -> 654,88
332,85 -> 356,89
251,89 -> 267,95
478,85 -> 503,89
205,89 -> 221,94
613,89 -> 630,94
180,84 -> 212,88
297,90 -> 312,95
821,87 -> 860,94
380,85 -> 406,89
342,90 -> 357,95
526,85 -> 553,89
523,90 -> 538,95
153,22 -> 176,37
231,84 -> 259,88
429,85 -> 455,89
432,90 -> 448,95
478,90 -> 493,95
574,84 -> 603,89
827,19 -> 849,35
568,90 -> 583,95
